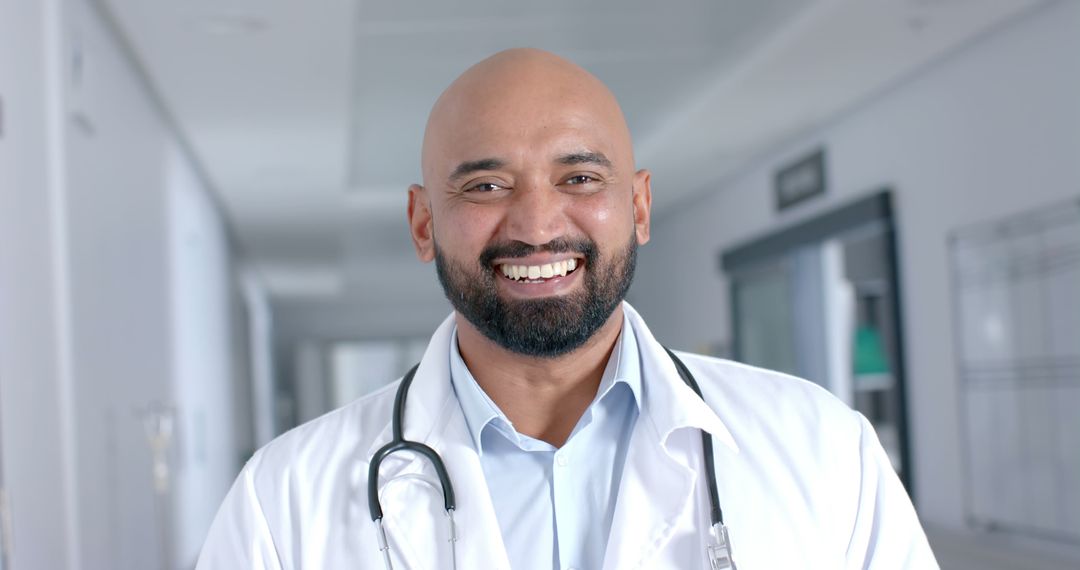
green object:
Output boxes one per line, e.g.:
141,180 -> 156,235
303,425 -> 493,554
853,325 -> 890,375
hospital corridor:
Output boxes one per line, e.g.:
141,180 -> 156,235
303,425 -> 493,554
1,0 -> 1079,568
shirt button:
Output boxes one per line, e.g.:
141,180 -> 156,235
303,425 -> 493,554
556,454 -> 569,467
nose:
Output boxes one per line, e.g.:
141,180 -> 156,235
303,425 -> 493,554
503,179 -> 571,246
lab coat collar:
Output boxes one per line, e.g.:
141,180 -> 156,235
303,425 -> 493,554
621,302 -> 739,455
364,314 -> 455,460
367,303 -> 737,456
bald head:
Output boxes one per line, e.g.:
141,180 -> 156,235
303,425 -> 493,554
407,47 -> 652,277
420,48 -> 635,186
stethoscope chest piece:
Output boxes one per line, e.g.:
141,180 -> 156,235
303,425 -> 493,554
708,522 -> 737,569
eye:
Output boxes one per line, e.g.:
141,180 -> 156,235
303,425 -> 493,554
464,181 -> 505,193
564,174 -> 598,185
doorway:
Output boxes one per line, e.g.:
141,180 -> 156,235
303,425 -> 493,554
721,191 -> 912,491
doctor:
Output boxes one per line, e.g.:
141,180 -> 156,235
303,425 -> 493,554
197,48 -> 937,569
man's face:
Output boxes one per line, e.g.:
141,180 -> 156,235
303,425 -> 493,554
408,51 -> 651,357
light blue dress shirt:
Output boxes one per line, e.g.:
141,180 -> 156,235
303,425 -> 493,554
448,318 -> 642,570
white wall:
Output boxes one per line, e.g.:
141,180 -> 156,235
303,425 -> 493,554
166,145 -> 245,568
0,0 -> 78,567
632,0 -> 1079,537
64,1 -> 175,565
0,0 -> 250,568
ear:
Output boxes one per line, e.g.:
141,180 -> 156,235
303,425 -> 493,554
407,184 -> 435,262
632,169 -> 652,246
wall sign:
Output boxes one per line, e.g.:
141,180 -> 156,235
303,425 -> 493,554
775,148 -> 826,211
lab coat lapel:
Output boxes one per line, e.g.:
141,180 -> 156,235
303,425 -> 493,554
365,314 -> 512,569
601,418 -> 697,570
602,303 -> 740,570
428,406 -> 513,570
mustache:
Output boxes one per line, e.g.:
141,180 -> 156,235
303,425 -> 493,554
478,237 -> 597,267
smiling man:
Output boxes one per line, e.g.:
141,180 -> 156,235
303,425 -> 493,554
197,49 -> 937,569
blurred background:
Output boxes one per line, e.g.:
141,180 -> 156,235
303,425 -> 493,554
1,0 -> 1078,568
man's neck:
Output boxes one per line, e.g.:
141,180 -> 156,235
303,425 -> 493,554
454,306 -> 625,448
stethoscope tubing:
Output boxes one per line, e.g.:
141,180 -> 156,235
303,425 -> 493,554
367,363 -> 455,520
367,348 -> 734,569
663,347 -> 725,528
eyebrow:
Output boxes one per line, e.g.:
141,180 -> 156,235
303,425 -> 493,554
447,151 -> 614,184
448,158 -> 507,183
556,151 -> 613,169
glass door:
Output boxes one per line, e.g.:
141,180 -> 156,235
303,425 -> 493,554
732,259 -> 798,376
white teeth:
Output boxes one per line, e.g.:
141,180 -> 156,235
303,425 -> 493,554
499,259 -> 579,281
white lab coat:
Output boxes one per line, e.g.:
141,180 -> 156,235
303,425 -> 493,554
196,303 -> 937,569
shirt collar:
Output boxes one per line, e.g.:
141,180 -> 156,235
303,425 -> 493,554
448,331 -> 501,452
448,312 -> 642,454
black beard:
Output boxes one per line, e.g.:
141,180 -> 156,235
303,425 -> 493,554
434,234 -> 637,358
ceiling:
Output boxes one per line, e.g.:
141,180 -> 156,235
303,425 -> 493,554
100,0 -> 1045,340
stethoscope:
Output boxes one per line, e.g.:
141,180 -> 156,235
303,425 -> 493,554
367,347 -> 737,570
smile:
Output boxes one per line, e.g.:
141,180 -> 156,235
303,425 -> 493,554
498,258 -> 579,282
